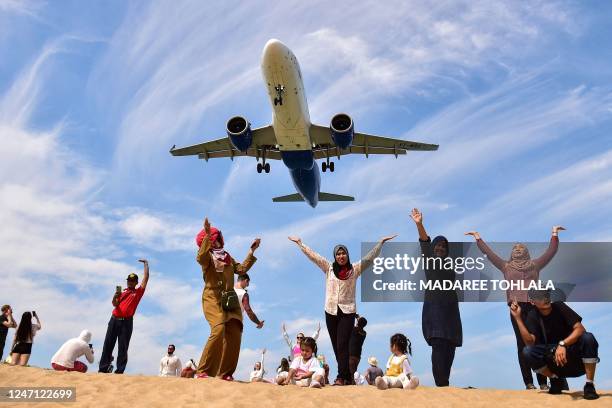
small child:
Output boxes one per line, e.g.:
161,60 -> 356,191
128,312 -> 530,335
281,337 -> 324,388
375,333 -> 419,390
249,349 -> 266,382
275,358 -> 290,384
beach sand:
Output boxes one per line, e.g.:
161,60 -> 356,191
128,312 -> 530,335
0,365 -> 609,407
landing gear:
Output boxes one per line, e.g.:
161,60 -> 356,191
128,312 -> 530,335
322,146 -> 335,172
257,148 -> 270,173
322,161 -> 334,172
274,84 -> 284,106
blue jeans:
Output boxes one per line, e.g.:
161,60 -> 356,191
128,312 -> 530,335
522,332 -> 599,378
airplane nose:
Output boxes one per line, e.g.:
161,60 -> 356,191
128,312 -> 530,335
262,38 -> 287,58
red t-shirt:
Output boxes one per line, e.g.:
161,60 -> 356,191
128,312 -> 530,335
112,287 -> 145,318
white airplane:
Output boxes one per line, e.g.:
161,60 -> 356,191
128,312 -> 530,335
170,39 -> 438,207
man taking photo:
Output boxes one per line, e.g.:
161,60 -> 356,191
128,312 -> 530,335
510,289 -> 600,400
99,259 -> 150,374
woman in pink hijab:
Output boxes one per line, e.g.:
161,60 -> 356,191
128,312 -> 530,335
465,225 -> 565,390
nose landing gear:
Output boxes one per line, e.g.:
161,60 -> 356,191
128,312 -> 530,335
274,85 -> 284,106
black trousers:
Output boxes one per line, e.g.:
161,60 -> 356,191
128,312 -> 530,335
325,307 -> 355,382
510,304 -> 546,386
430,337 -> 456,387
99,316 -> 133,374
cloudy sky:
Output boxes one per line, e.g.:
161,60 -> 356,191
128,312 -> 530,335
1,0 -> 611,389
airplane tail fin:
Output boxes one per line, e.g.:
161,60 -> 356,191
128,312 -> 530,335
272,192 -> 355,202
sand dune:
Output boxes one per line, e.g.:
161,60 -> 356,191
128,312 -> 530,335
0,365 -> 609,407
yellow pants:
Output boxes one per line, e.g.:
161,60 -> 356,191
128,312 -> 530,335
197,318 -> 243,377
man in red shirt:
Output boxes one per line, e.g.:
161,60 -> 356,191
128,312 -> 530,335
98,259 -> 149,374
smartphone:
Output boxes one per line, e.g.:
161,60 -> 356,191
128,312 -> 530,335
116,285 -> 122,293
32,311 -> 37,317
89,343 -> 93,349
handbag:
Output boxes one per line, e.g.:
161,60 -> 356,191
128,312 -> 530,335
221,288 -> 240,311
218,267 -> 240,312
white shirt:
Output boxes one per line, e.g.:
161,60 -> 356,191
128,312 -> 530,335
51,330 -> 93,369
290,356 -> 323,376
234,287 -> 246,311
159,354 -> 182,377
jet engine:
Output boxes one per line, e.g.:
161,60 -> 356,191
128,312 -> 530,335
330,113 -> 354,149
226,116 -> 253,152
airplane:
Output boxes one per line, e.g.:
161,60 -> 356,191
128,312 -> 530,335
170,39 -> 438,207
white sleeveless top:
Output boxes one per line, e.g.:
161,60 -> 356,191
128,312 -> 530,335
234,287 -> 246,311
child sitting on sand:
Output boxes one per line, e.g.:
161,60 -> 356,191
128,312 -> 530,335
275,358 -> 290,384
249,349 -> 266,382
375,333 -> 419,390
280,337 -> 324,388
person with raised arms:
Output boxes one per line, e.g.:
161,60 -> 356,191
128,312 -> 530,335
288,233 -> 396,385
195,217 -> 260,381
410,208 -> 462,387
281,321 -> 320,361
98,259 -> 149,374
465,226 -> 565,390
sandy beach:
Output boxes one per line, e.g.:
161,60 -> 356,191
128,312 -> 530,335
0,365 -> 609,407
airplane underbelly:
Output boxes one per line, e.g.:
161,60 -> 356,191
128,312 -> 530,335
262,51 -> 311,151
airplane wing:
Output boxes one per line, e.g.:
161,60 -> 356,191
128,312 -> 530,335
309,124 -> 438,159
169,125 -> 281,161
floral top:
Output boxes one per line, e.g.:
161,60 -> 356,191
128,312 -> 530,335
298,242 -> 383,315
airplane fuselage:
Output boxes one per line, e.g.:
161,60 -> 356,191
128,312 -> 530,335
261,39 -> 320,207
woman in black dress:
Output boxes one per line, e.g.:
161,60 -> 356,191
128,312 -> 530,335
410,208 -> 462,386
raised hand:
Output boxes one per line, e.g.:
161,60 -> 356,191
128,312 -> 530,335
257,320 -> 265,329
380,234 -> 398,243
465,231 -> 481,240
204,217 -> 211,234
410,208 -> 423,224
552,226 -> 566,234
251,238 -> 261,251
288,236 -> 302,245
262,348 -> 267,354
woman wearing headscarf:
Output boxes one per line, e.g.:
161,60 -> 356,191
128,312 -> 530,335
288,233 -> 396,385
410,208 -> 462,387
465,225 -> 565,390
195,217 -> 260,380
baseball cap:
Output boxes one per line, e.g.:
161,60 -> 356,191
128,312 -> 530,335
127,273 -> 139,282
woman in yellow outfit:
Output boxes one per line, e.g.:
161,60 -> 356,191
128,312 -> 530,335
195,217 -> 260,380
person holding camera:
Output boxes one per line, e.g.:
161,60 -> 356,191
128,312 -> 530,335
194,217 -> 260,381
98,259 -> 149,374
10,310 -> 41,366
1,305 -> 17,361
510,289 -> 600,400
51,330 -> 95,373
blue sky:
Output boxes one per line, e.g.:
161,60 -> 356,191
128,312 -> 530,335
1,0 -> 612,389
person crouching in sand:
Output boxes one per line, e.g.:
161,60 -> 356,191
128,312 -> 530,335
375,333 -> 419,390
280,337 -> 325,388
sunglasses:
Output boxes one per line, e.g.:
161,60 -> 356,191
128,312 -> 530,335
297,336 -> 304,340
